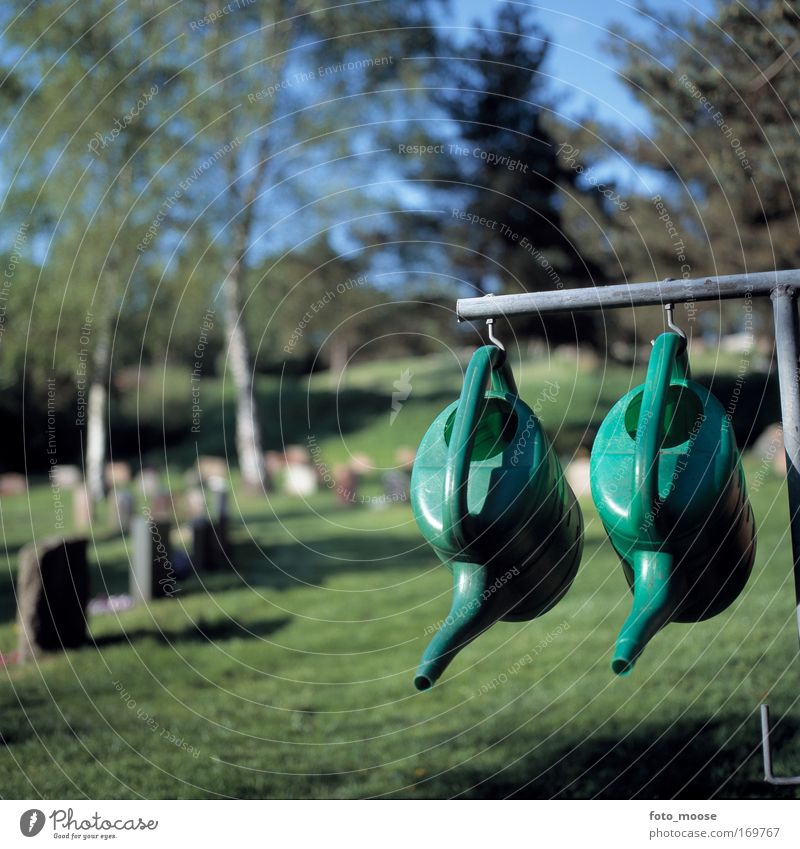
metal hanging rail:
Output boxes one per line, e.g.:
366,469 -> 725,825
456,269 -> 800,786
456,270 -> 800,320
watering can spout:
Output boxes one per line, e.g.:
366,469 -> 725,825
612,550 -> 675,676
415,561 -> 501,691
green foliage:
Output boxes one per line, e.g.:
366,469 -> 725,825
602,0 -> 800,303
0,0 -> 453,387
434,4 -> 609,344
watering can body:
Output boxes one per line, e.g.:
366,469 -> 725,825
410,345 -> 583,689
591,332 -> 756,674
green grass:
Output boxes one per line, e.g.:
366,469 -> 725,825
1,351 -> 798,799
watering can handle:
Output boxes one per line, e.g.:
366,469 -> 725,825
631,332 -> 689,539
444,345 -> 515,549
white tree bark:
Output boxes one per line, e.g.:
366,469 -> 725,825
222,258 -> 265,492
84,318 -> 111,505
329,333 -> 349,386
85,380 -> 107,504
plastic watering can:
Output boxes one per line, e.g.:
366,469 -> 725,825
410,345 -> 583,690
590,331 -> 756,675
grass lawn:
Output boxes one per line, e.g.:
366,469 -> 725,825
1,350 -> 798,799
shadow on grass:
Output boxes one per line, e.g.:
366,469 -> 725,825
418,715 -> 799,800
164,384 -> 455,469
693,370 -> 781,448
224,529 -> 428,592
91,615 -> 292,649
0,512 -> 424,629
79,521 -> 427,608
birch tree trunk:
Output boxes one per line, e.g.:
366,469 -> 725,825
85,169 -> 130,507
222,251 -> 265,492
329,334 -> 349,386
85,320 -> 110,505
213,12 -> 294,493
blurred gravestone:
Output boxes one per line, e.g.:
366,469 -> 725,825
50,465 -> 81,489
109,489 -> 134,535
16,537 -> 89,661
0,473 -> 27,495
284,463 -> 317,496
104,462 -> 131,489
382,471 -> 409,504
190,518 -> 229,571
284,444 -> 310,465
149,488 -> 173,521
190,482 -> 229,571
72,486 -> 92,530
264,451 -> 284,487
333,464 -> 359,506
211,483 -> 228,528
135,467 -> 161,500
752,423 -> 787,475
565,455 -> 592,499
351,453 -> 373,475
184,486 -> 205,519
130,515 -> 176,603
197,455 -> 228,483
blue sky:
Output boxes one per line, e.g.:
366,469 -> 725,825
430,0 -> 716,194
438,0 -> 715,131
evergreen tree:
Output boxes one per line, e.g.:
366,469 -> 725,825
438,3 -> 609,343
606,0 -> 800,285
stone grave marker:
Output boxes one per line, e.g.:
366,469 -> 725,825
197,455 -> 228,482
284,463 -> 317,496
130,515 -> 177,603
16,537 -> 89,661
50,465 -> 82,488
190,482 -> 230,571
264,451 -> 284,484
104,461 -> 131,488
284,444 -> 310,465
72,486 -> 92,530
382,471 -> 410,504
752,423 -> 787,475
135,468 -> 161,500
565,456 -> 592,499
190,518 -> 229,571
0,472 -> 27,495
333,464 -> 359,506
109,489 -> 134,535
149,488 -> 174,521
184,486 -> 206,519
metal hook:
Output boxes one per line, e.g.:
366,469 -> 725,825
483,294 -> 505,351
664,302 -> 687,343
486,316 -> 504,351
760,704 -> 800,785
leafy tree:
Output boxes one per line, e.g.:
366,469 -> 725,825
0,2 -> 193,499
1,0 -> 447,490
152,0 -> 445,489
603,0 -> 800,336
436,3 -> 609,344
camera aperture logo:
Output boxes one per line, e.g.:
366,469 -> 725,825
19,807 -> 158,838
20,809 -> 45,837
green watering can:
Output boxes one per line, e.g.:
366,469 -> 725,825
591,331 -> 756,675
410,344 -> 583,690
